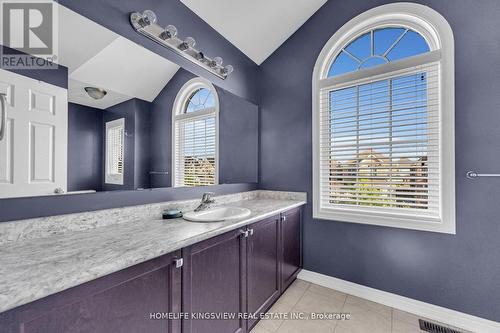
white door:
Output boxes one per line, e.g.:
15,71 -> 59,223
0,69 -> 68,198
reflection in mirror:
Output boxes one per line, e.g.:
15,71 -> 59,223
172,78 -> 219,188
0,5 -> 258,199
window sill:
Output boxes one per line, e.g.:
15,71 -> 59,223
313,208 -> 455,234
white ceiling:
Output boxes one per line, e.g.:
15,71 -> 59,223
58,6 -> 119,73
70,37 -> 180,103
180,0 -> 328,65
58,5 -> 180,109
68,79 -> 132,110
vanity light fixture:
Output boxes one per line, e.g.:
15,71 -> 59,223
130,10 -> 234,80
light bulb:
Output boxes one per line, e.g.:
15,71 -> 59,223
222,65 -> 234,76
195,52 -> 205,61
165,25 -> 177,38
213,57 -> 223,66
209,56 -> 223,68
179,37 -> 196,51
141,10 -> 157,26
160,24 -> 177,40
185,37 -> 196,48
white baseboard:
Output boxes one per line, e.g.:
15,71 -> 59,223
298,269 -> 500,333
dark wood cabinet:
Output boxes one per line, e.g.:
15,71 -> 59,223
0,251 -> 182,333
246,215 -> 281,330
0,207 -> 302,333
182,228 -> 247,333
182,209 -> 301,333
280,207 -> 302,292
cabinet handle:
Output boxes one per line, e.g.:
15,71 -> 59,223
174,258 -> 183,268
249,228 -> 254,236
239,229 -> 249,238
281,215 -> 287,222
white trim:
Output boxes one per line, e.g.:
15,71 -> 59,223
319,50 -> 441,89
171,77 -> 219,187
298,270 -> 500,333
312,2 -> 455,234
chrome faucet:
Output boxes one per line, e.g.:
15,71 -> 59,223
194,192 -> 216,212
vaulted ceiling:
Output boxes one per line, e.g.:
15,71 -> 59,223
180,0 -> 328,65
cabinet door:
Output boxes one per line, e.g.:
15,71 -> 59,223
247,215 -> 280,330
183,229 -> 247,333
280,208 -> 302,291
0,251 -> 182,333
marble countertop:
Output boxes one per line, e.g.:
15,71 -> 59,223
0,197 -> 306,313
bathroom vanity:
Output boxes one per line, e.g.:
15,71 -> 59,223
0,3 -> 300,333
0,192 -> 305,333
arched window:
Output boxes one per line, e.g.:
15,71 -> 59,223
172,78 -> 219,187
312,3 -> 455,233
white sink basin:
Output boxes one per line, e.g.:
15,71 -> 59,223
183,206 -> 251,222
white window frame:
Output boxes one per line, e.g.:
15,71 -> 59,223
312,3 -> 456,234
172,77 -> 219,187
105,118 -> 125,185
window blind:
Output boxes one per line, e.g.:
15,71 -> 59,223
105,118 -> 125,185
319,62 -> 440,216
174,114 -> 216,187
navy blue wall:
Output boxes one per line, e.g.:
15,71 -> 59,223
68,103 -> 103,192
217,87 -> 259,184
103,98 -> 152,191
134,99 -> 152,190
259,0 -> 500,322
59,0 -> 259,103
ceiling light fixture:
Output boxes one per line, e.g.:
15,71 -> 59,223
85,87 -> 107,100
130,9 -> 234,79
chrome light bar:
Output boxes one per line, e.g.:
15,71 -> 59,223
130,10 -> 234,80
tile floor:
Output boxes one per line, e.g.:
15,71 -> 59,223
250,279 -> 470,333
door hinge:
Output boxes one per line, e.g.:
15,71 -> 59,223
174,258 -> 184,268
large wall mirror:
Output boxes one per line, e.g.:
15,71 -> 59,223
0,5 -> 258,199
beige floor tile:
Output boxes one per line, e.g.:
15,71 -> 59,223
292,279 -> 311,291
292,290 -> 346,328
307,283 -> 347,303
294,290 -> 346,313
392,319 -> 422,333
250,321 -> 274,333
258,298 -> 294,332
279,282 -> 309,307
336,302 -> 391,333
392,309 -> 420,327
276,319 -> 334,333
344,295 -> 392,319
